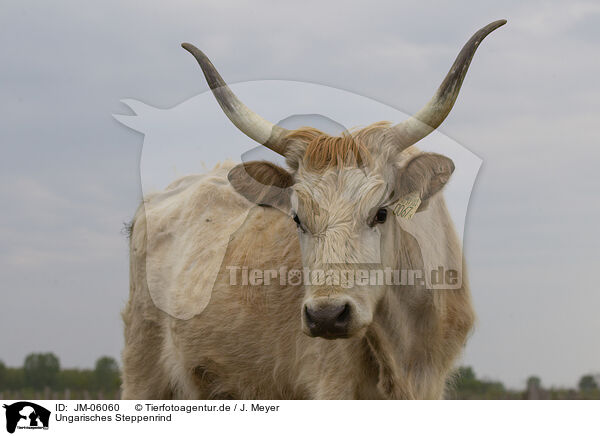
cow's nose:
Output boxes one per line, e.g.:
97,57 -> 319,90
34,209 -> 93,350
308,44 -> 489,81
304,303 -> 351,339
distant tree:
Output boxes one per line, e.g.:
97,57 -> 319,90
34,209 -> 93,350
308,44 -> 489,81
524,375 -> 546,399
94,357 -> 120,392
527,376 -> 541,390
3,368 -> 25,391
457,366 -> 476,382
23,353 -> 60,389
0,360 -> 6,388
57,368 -> 94,391
578,375 -> 598,392
454,366 -> 478,392
453,366 -> 506,399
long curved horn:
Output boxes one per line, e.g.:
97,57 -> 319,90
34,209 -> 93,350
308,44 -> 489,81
390,19 -> 506,150
181,43 -> 290,155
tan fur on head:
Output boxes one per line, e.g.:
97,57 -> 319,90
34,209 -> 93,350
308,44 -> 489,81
282,122 -> 393,171
290,128 -> 369,171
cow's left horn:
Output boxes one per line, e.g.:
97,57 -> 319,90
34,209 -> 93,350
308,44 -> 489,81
182,43 -> 290,155
389,19 -> 507,151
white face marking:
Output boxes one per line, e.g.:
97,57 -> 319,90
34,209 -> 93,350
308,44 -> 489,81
292,166 -> 388,267
291,164 -> 394,336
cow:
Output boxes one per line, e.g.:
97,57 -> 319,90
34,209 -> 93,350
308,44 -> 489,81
121,20 -> 506,399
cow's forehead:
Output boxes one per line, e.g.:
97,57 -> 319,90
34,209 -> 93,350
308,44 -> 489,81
292,167 -> 387,222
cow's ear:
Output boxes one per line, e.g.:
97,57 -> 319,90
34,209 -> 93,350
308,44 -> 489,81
397,153 -> 454,211
228,161 -> 293,211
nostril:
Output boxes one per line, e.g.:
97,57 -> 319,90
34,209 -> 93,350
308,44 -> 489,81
335,304 -> 351,326
304,305 -> 316,325
304,303 -> 351,328
303,303 -> 352,338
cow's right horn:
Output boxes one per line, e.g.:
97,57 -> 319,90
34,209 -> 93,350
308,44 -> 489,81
182,43 -> 290,156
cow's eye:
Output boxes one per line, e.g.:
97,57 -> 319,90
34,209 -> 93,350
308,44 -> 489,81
293,213 -> 304,232
373,208 -> 388,225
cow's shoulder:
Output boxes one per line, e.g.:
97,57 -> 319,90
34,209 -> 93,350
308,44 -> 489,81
130,161 -> 290,320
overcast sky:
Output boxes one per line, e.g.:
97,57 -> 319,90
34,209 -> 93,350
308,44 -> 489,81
1,0 -> 599,389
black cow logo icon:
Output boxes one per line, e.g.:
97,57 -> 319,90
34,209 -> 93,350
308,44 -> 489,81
2,402 -> 50,433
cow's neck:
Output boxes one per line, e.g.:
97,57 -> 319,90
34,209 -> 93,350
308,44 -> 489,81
364,223 -> 447,399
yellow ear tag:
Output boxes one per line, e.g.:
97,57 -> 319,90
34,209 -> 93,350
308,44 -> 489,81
392,192 -> 421,220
